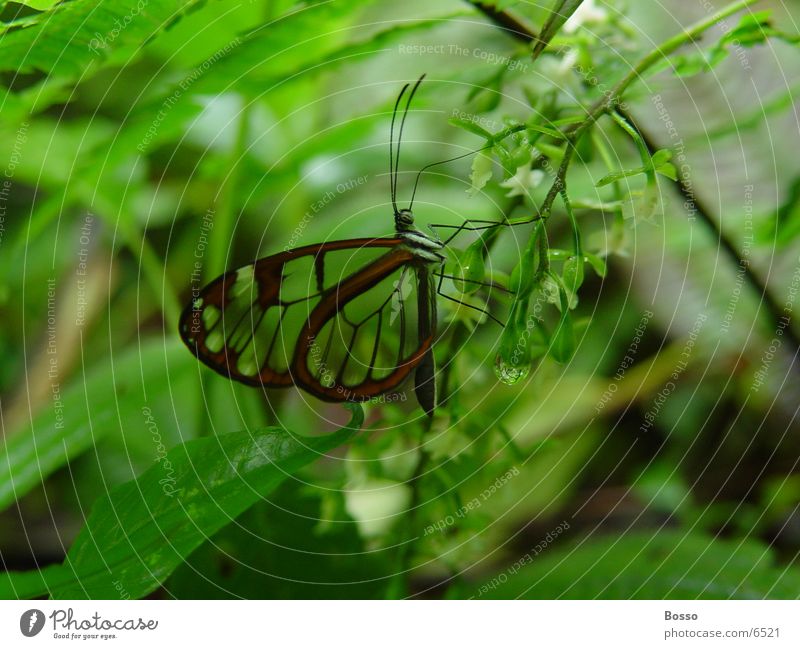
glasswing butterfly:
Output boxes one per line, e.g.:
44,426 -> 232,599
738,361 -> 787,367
179,75 -> 509,416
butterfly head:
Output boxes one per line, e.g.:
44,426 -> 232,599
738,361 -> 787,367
395,208 -> 415,231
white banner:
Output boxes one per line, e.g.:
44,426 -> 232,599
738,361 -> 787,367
0,600 -> 797,648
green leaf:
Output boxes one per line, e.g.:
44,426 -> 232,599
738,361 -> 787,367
671,52 -> 715,77
0,337 -> 200,513
583,252 -> 607,278
550,298 -> 575,363
477,531 -> 800,598
526,122 -> 564,140
449,117 -> 493,140
720,10 -> 776,47
509,222 -> 545,297
17,0 -> 59,9
0,564 -> 75,599
45,405 -> 364,599
495,296 -> 545,385
562,255 -> 585,295
452,238 -> 488,293
652,149 -> 678,180
122,14 -> 449,154
655,161 -> 678,181
0,0 -> 207,79
467,150 -> 494,196
536,141 -> 565,163
595,167 -> 641,187
650,149 -> 672,167
596,147 -> 676,186
167,482 -> 390,598
185,0 -> 390,96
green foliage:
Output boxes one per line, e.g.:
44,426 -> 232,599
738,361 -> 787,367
532,0 -> 585,61
14,0 -> 59,9
167,482 -> 392,598
0,338 -> 199,511
0,405 -> 363,599
666,10 -> 799,77
596,149 -> 677,187
452,237 -> 489,293
479,531 -> 800,598
0,0 -> 799,601
0,0 -> 207,78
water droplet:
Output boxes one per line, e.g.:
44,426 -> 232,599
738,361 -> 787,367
494,356 -> 530,385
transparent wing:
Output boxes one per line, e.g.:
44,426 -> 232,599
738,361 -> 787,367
293,255 -> 437,401
179,238 -> 436,402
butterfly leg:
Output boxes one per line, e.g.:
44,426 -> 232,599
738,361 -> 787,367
430,216 -> 543,246
435,270 -> 505,327
428,219 -> 507,246
436,272 -> 513,294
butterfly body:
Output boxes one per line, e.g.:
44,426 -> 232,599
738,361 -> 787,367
395,210 -> 446,264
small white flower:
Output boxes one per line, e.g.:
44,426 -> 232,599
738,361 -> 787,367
557,47 -> 579,75
563,0 -> 608,34
345,479 -> 411,538
499,165 -> 545,198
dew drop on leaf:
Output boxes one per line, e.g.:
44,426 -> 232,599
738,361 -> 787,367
494,355 -> 531,385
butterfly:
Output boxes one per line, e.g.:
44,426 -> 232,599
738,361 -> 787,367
179,75 -> 508,416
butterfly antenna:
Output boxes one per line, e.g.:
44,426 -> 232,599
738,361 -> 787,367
408,141 -> 494,210
393,74 -> 426,209
389,82 -> 410,214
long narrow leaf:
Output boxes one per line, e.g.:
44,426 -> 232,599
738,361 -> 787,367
532,0 -> 584,61
46,404 -> 363,599
0,338 -> 199,512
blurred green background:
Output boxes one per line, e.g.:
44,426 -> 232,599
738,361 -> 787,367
1,0 -> 800,599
